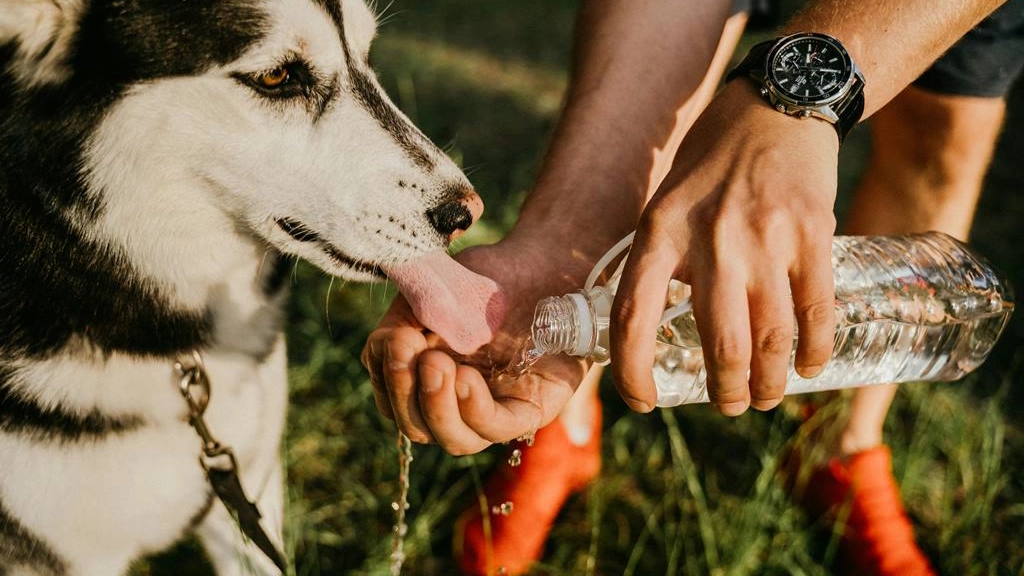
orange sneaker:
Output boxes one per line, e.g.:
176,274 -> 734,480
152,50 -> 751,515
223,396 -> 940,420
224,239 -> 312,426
453,396 -> 602,576
797,446 -> 936,576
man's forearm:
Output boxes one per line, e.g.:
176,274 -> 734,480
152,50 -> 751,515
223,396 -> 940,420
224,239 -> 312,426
510,0 -> 739,258
782,0 -> 1008,116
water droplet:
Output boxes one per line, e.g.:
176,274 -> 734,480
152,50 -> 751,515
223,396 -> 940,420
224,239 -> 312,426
517,430 -> 537,447
497,567 -> 508,575
391,501 -> 400,511
507,449 -> 522,467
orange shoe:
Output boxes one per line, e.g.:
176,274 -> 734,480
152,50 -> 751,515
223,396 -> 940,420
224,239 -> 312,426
797,446 -> 936,576
453,396 -> 602,576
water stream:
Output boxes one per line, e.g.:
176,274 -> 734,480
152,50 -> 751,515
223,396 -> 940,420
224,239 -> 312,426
389,432 -> 413,576
389,338 -> 546,574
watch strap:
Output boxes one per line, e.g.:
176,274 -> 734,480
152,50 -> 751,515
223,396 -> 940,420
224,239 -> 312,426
725,38 -> 776,84
830,75 -> 865,143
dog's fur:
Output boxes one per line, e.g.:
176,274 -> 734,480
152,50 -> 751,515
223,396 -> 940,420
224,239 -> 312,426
0,1 -> 477,574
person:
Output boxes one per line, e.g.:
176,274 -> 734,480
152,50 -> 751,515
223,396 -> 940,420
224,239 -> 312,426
362,0 -> 1021,574
789,4 -> 1022,572
448,6 -> 752,573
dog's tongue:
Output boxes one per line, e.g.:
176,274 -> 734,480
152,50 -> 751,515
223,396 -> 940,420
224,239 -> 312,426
385,253 -> 506,355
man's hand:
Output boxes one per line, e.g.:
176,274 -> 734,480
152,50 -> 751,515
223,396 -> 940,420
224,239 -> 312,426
610,81 -> 840,416
362,236 -> 593,455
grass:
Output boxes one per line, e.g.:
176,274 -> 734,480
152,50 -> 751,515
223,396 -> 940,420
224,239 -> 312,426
136,1 -> 1024,574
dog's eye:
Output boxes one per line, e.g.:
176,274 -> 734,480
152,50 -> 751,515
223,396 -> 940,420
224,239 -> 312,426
254,67 -> 290,89
235,60 -> 314,100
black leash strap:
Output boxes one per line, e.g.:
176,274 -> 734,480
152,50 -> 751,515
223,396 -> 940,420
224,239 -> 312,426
175,353 -> 288,573
206,466 -> 288,573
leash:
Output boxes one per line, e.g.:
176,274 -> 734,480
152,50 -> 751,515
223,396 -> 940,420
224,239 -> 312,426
174,351 -> 288,573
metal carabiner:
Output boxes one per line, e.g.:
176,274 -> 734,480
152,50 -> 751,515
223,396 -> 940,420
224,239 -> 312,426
175,350 -> 210,417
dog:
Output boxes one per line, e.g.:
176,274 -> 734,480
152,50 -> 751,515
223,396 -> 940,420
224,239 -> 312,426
0,0 -> 482,574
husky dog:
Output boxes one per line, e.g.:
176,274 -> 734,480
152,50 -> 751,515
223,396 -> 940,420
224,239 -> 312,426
0,0 -> 481,574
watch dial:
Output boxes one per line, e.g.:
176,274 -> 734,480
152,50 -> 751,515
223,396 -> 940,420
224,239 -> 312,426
768,35 -> 852,105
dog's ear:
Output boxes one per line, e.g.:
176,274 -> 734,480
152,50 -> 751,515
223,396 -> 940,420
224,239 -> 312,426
341,0 -> 378,59
0,0 -> 84,87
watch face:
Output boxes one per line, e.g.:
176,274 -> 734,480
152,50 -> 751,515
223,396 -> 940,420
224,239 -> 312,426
767,33 -> 854,106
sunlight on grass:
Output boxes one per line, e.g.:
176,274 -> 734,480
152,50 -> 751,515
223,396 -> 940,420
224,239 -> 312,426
376,35 -> 567,119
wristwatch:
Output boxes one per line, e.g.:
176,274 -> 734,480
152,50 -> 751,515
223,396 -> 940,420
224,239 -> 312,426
726,32 -> 865,143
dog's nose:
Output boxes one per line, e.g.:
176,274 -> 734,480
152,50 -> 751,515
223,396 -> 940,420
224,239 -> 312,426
427,200 -> 473,238
427,191 -> 482,240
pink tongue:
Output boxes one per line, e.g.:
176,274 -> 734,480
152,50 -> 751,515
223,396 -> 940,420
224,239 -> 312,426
384,252 -> 507,355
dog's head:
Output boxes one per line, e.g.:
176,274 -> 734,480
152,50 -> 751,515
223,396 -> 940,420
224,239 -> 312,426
0,0 -> 480,283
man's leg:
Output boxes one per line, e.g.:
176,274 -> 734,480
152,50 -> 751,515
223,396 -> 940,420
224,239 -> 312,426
805,85 -> 1006,576
840,86 -> 1006,457
809,2 -> 1023,567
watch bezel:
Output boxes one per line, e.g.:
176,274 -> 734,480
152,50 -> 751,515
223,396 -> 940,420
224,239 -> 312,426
764,32 -> 856,109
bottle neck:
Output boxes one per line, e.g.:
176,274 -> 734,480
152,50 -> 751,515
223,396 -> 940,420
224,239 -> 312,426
532,289 -> 612,362
532,294 -> 586,356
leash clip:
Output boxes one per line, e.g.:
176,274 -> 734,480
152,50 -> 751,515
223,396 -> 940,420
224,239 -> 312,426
174,351 -> 237,473
175,350 -> 210,416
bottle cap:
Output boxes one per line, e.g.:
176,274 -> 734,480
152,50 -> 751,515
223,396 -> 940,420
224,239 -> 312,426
566,292 -> 595,357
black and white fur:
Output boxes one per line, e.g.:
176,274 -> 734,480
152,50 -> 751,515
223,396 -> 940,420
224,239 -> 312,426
0,1 -> 478,574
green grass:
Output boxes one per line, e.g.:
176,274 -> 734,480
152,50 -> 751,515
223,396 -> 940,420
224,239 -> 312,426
137,2 -> 1024,574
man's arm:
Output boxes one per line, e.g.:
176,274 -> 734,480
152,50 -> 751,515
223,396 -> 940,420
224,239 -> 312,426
790,0 -> 1006,115
610,0 -> 1009,416
508,0 -> 742,260
364,0 -> 744,452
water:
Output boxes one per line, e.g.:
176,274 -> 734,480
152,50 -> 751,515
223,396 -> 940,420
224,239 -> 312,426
651,308 -> 1012,406
491,501 -> 515,516
390,432 -> 414,576
492,336 -> 543,447
530,232 -> 1015,407
516,430 -> 537,446
651,234 -> 1014,406
502,335 -> 545,380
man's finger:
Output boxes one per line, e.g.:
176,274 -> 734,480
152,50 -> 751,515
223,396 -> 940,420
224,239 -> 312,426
382,327 -> 435,444
416,351 -> 492,455
454,366 -> 565,444
363,296 -> 424,421
791,242 -> 836,377
691,265 -> 752,416
746,270 -> 795,411
610,227 -> 679,413
362,331 -> 394,420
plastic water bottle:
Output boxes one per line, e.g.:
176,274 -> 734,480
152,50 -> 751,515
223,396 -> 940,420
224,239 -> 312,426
528,232 -> 1015,407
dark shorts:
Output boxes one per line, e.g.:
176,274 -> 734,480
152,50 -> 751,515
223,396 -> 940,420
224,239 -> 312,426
913,0 -> 1024,98
742,0 -> 1024,98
